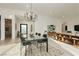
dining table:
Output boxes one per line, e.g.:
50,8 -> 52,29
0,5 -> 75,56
20,36 -> 48,55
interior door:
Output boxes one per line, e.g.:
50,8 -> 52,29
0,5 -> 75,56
5,19 -> 12,39
20,24 -> 28,38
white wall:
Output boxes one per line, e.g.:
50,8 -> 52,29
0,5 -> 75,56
1,14 -> 5,40
12,15 -> 16,40
35,15 -> 62,34
34,14 -> 79,35
16,15 -> 63,36
61,18 -> 79,35
0,7 -> 24,40
1,7 -> 79,40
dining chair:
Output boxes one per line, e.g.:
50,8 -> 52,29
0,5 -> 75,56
37,33 -> 47,52
20,34 -> 32,56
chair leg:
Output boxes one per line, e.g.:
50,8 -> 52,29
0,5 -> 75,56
37,42 -> 39,48
25,45 -> 32,56
29,44 -> 32,55
30,45 -> 32,55
25,46 -> 27,56
40,43 -> 42,52
42,43 -> 45,52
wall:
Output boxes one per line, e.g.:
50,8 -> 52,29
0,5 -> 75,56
35,15 -> 62,35
61,18 -> 79,35
0,8 -> 62,39
1,14 -> 5,40
0,7 -> 25,40
16,15 -> 62,36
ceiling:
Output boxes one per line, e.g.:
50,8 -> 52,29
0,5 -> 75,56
0,3 -> 79,19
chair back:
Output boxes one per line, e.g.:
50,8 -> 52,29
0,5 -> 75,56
38,33 -> 41,36
43,34 -> 47,38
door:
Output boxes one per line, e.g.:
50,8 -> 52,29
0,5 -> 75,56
20,24 -> 28,38
5,19 -> 12,39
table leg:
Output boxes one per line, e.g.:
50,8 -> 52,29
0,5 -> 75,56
46,40 -> 48,52
73,40 -> 76,45
62,37 -> 64,42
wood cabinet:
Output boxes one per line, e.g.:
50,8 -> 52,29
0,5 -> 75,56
48,32 -> 79,45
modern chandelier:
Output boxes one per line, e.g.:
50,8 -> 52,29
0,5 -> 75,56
24,3 -> 37,22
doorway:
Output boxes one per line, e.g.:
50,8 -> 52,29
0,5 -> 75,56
5,19 -> 12,39
20,24 -> 28,38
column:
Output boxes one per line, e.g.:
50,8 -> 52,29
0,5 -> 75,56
12,15 -> 15,40
1,14 -> 5,40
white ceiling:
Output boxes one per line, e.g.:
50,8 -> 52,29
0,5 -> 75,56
0,3 -> 79,19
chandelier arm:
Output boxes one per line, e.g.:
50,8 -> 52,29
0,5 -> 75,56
24,3 -> 37,22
